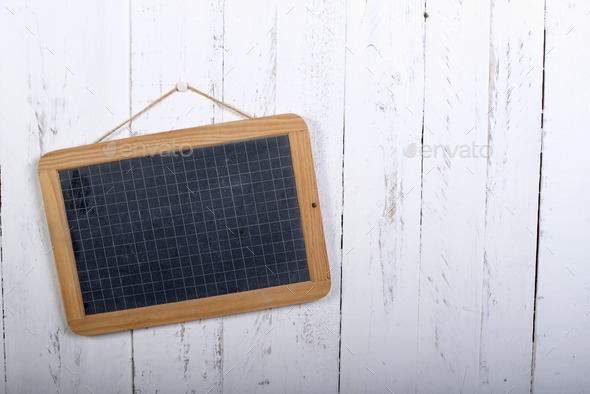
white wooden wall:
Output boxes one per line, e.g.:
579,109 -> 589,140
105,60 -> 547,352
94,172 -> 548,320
0,0 -> 587,393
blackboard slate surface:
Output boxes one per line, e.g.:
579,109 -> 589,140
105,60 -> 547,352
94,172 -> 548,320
59,135 -> 310,315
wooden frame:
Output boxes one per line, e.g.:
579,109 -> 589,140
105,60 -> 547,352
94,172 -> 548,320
38,114 -> 330,336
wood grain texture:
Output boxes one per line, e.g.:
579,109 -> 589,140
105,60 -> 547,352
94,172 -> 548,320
220,2 -> 284,393
0,1 -> 132,392
416,1 -> 491,392
533,1 -> 590,392
2,0 -> 588,392
478,1 -> 544,392
128,3 -> 226,390
275,1 -> 345,390
38,115 -> 307,171
72,282 -> 330,336
38,170 -> 85,322
0,18 -> 6,386
221,1 -> 345,393
340,0 -> 425,392
288,130 -> 330,282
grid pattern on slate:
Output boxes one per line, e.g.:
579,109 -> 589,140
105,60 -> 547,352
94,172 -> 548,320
59,135 -> 310,315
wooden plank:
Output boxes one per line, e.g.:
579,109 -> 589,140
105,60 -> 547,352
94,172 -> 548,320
0,1 -> 132,392
275,1 -> 345,389
0,7 -> 11,387
38,170 -> 85,323
533,1 -> 590,392
416,1 -> 491,392
128,1 -> 226,392
73,282 -> 330,336
38,115 -> 306,171
288,130 -> 330,283
221,1 -> 345,392
478,1 -> 544,392
340,0 -> 424,392
220,2 -> 281,392
0,63 -> 5,394
0,164 -> 3,391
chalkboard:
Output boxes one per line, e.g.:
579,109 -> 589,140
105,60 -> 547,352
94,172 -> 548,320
59,135 -> 310,315
39,114 -> 330,335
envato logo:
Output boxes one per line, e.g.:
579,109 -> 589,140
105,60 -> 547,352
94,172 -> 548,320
403,142 -> 491,159
103,141 -> 194,158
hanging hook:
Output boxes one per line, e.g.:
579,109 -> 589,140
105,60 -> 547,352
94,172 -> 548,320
95,82 -> 252,143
